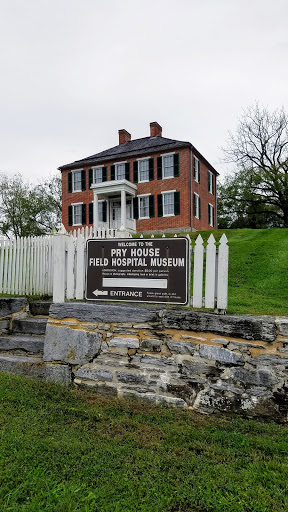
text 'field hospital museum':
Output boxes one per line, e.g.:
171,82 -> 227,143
59,122 -> 218,234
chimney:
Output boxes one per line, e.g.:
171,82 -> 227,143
118,129 -> 131,145
150,121 -> 162,137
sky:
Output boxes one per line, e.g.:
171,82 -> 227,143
0,0 -> 287,184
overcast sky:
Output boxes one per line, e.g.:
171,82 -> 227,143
0,0 -> 287,184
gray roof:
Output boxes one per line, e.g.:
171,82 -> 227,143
58,135 -> 218,174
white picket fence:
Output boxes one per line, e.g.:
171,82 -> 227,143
0,231 -> 229,311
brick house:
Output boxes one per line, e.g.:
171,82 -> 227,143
59,122 -> 218,234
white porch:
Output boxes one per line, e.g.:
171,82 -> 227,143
91,179 -> 137,233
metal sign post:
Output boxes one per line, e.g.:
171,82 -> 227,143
86,237 -> 189,305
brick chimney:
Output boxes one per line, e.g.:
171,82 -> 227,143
150,122 -> 162,137
118,129 -> 131,144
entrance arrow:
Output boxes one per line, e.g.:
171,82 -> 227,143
93,289 -> 108,297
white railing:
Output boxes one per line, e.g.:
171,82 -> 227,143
0,232 -> 229,312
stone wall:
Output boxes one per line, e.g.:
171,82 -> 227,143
1,298 -> 288,421
44,303 -> 288,422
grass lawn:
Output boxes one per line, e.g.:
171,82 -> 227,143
188,228 -> 288,316
1,372 -> 288,512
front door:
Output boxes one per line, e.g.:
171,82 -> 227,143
111,201 -> 121,229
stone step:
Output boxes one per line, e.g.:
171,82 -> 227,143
0,335 -> 44,353
29,301 -> 52,317
0,354 -> 71,385
12,317 -> 48,335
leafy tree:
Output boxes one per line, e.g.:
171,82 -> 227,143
0,173 -> 61,238
220,103 -> 288,227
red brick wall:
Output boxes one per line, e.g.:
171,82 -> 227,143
61,146 -> 217,232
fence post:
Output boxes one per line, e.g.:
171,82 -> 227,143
216,234 -> 229,313
192,235 -> 204,308
205,234 -> 216,309
53,234 -> 67,303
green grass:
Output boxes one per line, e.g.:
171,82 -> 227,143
187,228 -> 288,316
1,372 -> 288,512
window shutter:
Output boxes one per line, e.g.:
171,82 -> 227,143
133,197 -> 139,220
212,174 -> 214,194
68,205 -> 73,226
89,169 -> 93,188
103,167 -> 107,182
157,156 -> 162,179
199,197 -> 201,219
174,153 -> 179,177
208,171 -> 211,192
81,170 -> 86,191
111,165 -> 115,180
149,195 -> 155,218
82,204 -> 86,225
193,156 -> 196,180
89,203 -> 93,224
193,193 -> 196,217
68,172 -> 72,193
125,162 -> 130,181
103,201 -> 107,222
133,161 -> 138,183
198,161 -> 201,183
149,158 -> 154,181
157,194 -> 163,217
174,191 -> 180,215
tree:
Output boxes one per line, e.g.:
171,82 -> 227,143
220,103 -> 288,227
0,173 -> 62,238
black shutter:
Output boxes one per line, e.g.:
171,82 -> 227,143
212,205 -> 214,226
125,162 -> 130,181
68,205 -> 73,226
89,203 -> 93,224
149,195 -> 155,218
157,194 -> 163,217
193,156 -> 196,180
198,161 -> 201,183
103,201 -> 107,222
89,169 -> 93,188
133,161 -> 138,183
81,170 -> 86,191
199,197 -> 201,219
149,158 -> 154,181
157,156 -> 162,179
82,204 -> 86,225
193,193 -> 196,217
68,172 -> 72,193
212,174 -> 214,194
174,191 -> 180,215
174,153 -> 179,177
208,171 -> 210,191
102,167 -> 107,182
133,197 -> 139,220
111,165 -> 115,180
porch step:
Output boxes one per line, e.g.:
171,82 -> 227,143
12,317 -> 48,335
0,335 -> 44,353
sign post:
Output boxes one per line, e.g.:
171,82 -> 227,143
86,237 -> 189,305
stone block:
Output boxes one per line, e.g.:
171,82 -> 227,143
277,318 -> 288,336
0,298 -> 28,318
108,337 -> 139,349
161,310 -> 277,342
141,338 -> 162,352
29,302 -> 52,316
0,335 -> 44,353
231,368 -> 277,388
138,354 -> 177,367
250,354 -> 288,367
74,367 -> 113,382
0,354 -> 45,378
43,324 -> 102,364
0,320 -> 9,333
180,359 -> 222,377
199,345 -> 245,365
116,371 -> 146,384
12,318 -> 47,335
167,340 -> 197,355
49,302 -> 158,324
44,364 -> 71,385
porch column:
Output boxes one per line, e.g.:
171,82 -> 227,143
93,192 -> 99,233
120,189 -> 126,230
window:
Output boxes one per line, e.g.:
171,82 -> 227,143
163,155 -> 174,178
162,192 -> 174,216
68,203 -> 86,226
208,203 -> 214,227
139,195 -> 150,219
93,167 -> 103,184
88,201 -> 107,224
193,193 -> 201,219
193,156 -> 200,183
68,170 -> 86,193
126,199 -> 132,219
138,159 -> 149,182
208,170 -> 214,194
116,163 -> 125,180
157,153 -> 179,179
